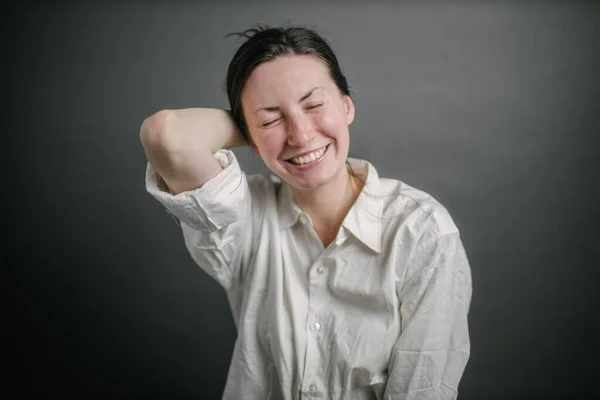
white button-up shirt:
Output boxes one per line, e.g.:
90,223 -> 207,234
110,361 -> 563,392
145,150 -> 472,400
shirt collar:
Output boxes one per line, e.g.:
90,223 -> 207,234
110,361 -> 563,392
340,158 -> 382,253
278,180 -> 302,230
277,158 -> 383,253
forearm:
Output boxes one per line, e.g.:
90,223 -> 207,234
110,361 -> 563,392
140,108 -> 246,195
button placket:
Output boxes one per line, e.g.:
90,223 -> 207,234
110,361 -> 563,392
303,253 -> 328,398
315,257 -> 334,277
303,379 -> 323,397
303,316 -> 320,396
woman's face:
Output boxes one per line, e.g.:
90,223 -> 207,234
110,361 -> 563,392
241,54 -> 355,191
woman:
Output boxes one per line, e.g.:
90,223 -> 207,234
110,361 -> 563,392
141,24 -> 472,400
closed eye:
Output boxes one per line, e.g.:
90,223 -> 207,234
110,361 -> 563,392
262,118 -> 280,127
306,103 -> 323,110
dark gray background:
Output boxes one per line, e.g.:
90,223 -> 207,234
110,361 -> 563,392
6,1 -> 600,398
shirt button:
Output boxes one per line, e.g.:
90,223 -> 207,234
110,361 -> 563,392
298,214 -> 307,224
311,322 -> 321,331
316,266 -> 325,275
309,383 -> 317,392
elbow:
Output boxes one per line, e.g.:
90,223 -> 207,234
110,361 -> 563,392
139,109 -> 175,149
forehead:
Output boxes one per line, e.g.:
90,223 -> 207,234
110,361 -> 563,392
242,54 -> 333,105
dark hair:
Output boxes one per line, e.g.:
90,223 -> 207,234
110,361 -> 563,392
225,24 -> 351,143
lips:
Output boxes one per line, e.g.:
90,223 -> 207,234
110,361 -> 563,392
286,144 -> 329,165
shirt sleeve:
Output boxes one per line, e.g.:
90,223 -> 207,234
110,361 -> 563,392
145,149 -> 253,291
384,224 -> 473,399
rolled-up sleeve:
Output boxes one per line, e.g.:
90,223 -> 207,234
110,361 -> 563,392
384,229 -> 473,400
145,149 -> 252,290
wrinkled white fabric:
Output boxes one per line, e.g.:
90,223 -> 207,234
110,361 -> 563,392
145,149 -> 472,400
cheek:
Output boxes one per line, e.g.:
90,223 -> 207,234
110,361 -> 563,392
255,132 -> 285,157
316,109 -> 348,138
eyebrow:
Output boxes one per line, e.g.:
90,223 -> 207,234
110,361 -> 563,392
253,86 -> 324,115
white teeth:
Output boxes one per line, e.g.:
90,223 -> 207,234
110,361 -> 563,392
290,146 -> 326,165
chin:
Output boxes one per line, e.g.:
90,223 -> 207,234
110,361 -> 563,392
284,163 -> 345,192
288,179 -> 327,192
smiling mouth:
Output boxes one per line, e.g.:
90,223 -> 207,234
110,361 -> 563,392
286,144 -> 330,165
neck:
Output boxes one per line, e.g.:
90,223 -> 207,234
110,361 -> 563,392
291,163 -> 363,247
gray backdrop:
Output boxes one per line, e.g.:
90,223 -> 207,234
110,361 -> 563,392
6,1 -> 600,398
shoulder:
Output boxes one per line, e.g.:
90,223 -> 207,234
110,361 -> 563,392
350,157 -> 460,237
244,170 -> 288,213
374,175 -> 460,239
245,172 -> 279,199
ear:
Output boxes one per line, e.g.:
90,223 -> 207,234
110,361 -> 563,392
343,95 -> 355,125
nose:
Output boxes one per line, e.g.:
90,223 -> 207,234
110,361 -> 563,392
286,113 -> 315,146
